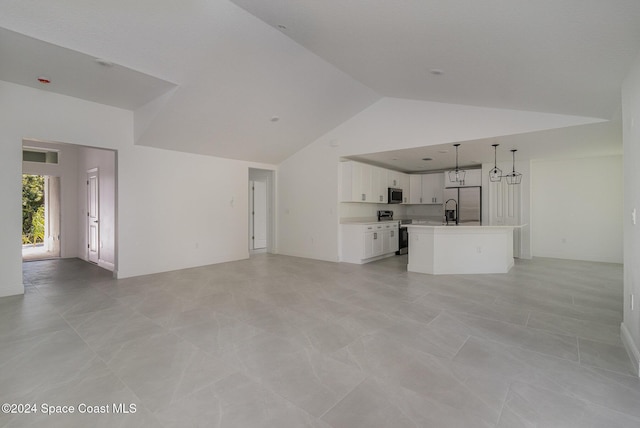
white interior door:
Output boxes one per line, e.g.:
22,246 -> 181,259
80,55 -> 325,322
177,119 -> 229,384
251,180 -> 267,250
87,168 -> 99,263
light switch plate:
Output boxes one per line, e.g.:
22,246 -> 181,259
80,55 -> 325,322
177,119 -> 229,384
632,208 -> 637,225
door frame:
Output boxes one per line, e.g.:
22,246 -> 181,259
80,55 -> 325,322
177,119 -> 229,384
248,168 -> 276,254
87,167 -> 99,264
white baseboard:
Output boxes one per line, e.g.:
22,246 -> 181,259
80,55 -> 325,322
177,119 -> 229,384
98,259 -> 115,272
0,283 -> 25,297
277,249 -> 339,263
621,322 -> 640,377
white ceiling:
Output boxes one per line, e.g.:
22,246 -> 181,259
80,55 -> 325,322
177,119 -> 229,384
1,1 -> 639,165
0,1 -> 379,164
231,0 -> 640,119
347,121 -> 622,173
0,27 -> 176,110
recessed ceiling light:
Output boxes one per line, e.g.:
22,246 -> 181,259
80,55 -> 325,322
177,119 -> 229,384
429,68 -> 445,75
37,76 -> 51,84
422,157 -> 433,161
392,158 -> 398,161
95,58 -> 114,67
277,24 -> 287,30
270,116 -> 280,122
438,150 -> 448,154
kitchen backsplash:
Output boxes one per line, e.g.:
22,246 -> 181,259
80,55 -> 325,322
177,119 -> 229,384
339,202 -> 444,221
404,204 -> 443,219
339,203 -> 403,219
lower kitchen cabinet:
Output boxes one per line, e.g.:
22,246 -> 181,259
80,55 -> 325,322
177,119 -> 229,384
341,222 -> 399,264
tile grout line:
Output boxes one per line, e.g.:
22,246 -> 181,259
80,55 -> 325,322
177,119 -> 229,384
576,336 -> 581,365
56,309 -> 158,423
318,375 -> 368,421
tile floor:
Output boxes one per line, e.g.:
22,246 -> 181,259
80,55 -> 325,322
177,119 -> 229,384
1,255 -> 639,427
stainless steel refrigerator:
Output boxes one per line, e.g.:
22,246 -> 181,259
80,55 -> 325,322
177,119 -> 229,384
443,186 -> 481,225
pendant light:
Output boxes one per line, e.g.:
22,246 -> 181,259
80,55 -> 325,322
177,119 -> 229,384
503,149 -> 522,185
448,143 -> 466,184
489,143 -> 502,182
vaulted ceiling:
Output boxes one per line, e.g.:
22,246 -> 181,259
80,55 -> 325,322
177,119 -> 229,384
1,1 -> 639,165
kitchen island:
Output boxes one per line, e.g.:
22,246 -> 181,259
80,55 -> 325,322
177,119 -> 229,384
407,224 -> 520,275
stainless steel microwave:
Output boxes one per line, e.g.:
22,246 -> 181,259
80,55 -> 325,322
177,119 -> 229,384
388,188 -> 403,204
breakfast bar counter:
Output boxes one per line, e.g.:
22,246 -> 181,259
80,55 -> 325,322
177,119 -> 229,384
407,224 -> 521,275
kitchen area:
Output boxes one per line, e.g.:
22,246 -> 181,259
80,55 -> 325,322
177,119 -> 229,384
339,153 -> 523,274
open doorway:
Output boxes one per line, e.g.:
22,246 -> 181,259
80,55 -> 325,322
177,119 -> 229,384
22,174 -> 61,261
22,140 -> 118,274
248,168 -> 275,254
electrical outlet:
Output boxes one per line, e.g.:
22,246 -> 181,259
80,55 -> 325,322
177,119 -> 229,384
476,246 -> 482,254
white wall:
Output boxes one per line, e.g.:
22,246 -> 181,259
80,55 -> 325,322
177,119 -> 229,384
278,139 -> 340,261
482,160 -> 532,259
22,141 -> 80,259
531,156 -> 623,263
77,146 -> 117,270
0,80 -> 276,297
622,51 -> 640,375
116,147 -> 260,277
278,97 -> 603,262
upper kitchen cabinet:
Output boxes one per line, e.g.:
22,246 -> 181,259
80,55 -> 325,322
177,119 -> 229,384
409,174 -> 423,204
399,173 -> 410,204
388,170 -> 402,188
421,173 -> 444,204
341,161 -> 372,202
444,168 -> 482,187
371,166 -> 388,203
340,161 -> 387,203
389,170 -> 410,203
408,173 -> 442,204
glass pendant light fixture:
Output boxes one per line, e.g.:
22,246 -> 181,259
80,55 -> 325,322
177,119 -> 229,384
489,143 -> 502,182
448,143 -> 466,183
503,149 -> 522,185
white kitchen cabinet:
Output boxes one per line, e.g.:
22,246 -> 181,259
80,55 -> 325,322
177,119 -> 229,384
382,222 -> 400,253
371,166 -> 388,203
365,228 -> 383,258
388,170 -> 409,190
443,168 -> 482,187
391,171 -> 410,204
341,161 -> 390,203
341,222 -> 399,264
421,173 -> 444,204
409,175 -> 423,204
408,174 -> 443,204
388,170 -> 401,188
399,173 -> 410,204
340,161 -> 372,202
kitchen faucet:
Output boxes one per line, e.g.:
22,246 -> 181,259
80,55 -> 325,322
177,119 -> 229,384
444,199 -> 458,225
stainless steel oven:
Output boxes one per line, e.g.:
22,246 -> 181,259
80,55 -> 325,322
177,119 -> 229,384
397,224 -> 408,255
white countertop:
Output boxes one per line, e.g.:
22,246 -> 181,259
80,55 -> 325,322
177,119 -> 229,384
340,218 -> 398,225
407,223 -> 527,228
340,217 -> 442,225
